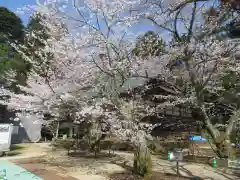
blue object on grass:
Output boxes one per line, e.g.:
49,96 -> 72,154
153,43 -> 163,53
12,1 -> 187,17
189,136 -> 207,141
0,161 -> 42,180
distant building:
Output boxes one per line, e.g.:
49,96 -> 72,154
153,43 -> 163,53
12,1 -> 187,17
120,77 -> 199,137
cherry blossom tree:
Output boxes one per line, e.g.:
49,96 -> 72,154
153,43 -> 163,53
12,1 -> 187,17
133,0 -> 240,158
9,0 -> 156,175
5,0 -> 239,168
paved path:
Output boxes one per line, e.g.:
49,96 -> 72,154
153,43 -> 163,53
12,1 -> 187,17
0,143 -> 77,180
0,144 -> 238,180
116,151 -> 240,180
0,160 -> 42,180
18,162 -> 78,180
153,160 -> 239,180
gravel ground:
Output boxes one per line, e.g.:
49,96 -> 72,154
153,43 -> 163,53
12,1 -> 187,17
17,162 -> 78,180
6,144 -> 240,180
109,172 -> 192,180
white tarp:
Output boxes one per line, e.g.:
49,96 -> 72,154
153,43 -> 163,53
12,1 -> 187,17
19,115 -> 42,143
0,124 -> 13,152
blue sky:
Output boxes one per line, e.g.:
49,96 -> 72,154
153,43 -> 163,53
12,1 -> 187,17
0,0 -> 216,41
0,0 -> 157,40
0,0 -> 36,25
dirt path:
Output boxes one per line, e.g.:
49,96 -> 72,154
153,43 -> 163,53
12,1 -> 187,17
43,150 -> 239,180
16,161 -> 78,180
115,152 -> 240,180
5,143 -> 240,180
8,143 -> 78,180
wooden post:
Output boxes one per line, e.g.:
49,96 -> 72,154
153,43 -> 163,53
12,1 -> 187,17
69,127 -> 73,138
193,143 -> 196,161
176,161 -> 179,175
55,121 -> 60,138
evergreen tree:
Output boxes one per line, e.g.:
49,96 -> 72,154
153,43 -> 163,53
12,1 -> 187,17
132,31 -> 165,57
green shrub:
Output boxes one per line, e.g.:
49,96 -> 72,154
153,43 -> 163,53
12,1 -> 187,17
133,145 -> 152,178
101,140 -> 134,151
148,139 -> 190,154
52,138 -> 74,155
230,130 -> 238,143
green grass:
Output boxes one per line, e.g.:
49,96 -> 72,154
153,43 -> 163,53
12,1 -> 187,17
7,144 -> 29,156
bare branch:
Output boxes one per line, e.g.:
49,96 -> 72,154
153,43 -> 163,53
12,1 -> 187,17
170,0 -> 209,13
187,0 -> 197,41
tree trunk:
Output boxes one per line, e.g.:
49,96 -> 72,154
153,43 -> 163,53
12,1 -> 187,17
207,130 -> 230,158
55,121 -> 60,138
215,138 -> 231,158
200,105 -> 232,159
91,134 -> 106,152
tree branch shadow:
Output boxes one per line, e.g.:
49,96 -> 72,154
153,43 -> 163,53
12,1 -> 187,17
203,167 -> 239,180
172,165 -> 194,177
69,151 -> 117,159
110,157 -> 134,172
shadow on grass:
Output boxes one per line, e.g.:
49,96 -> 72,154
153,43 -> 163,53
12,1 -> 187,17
109,157 -> 195,180
110,157 -> 134,172
0,151 -> 22,157
6,151 -> 22,156
109,171 -> 193,180
10,144 -> 25,151
109,172 -> 142,180
1,144 -> 27,157
204,166 -> 238,180
69,151 -> 117,159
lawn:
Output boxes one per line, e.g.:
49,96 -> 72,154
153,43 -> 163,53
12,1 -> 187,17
6,144 -> 30,156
